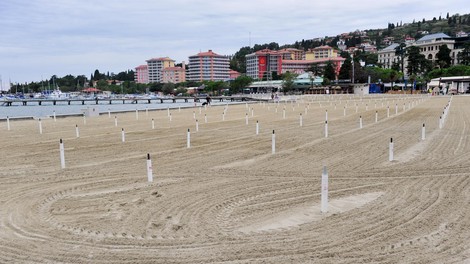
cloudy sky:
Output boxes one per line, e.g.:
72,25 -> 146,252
0,0 -> 468,86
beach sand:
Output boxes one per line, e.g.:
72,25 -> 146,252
0,95 -> 469,263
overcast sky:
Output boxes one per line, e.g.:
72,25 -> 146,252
0,0 -> 469,87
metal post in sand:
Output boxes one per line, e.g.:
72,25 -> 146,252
59,139 -> 65,169
147,153 -> 153,182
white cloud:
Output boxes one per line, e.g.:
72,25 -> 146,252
0,0 -> 469,83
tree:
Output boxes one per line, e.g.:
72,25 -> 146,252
406,46 -> 427,76
436,45 -> 452,68
281,72 -> 296,95
230,75 -> 253,94
95,79 -> 109,90
457,43 -> 470,65
323,61 -> 336,81
162,82 -> 175,95
338,56 -> 351,80
395,43 -> 406,75
308,63 -> 322,76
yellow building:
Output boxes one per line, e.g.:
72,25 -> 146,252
305,46 -> 338,60
146,57 -> 175,83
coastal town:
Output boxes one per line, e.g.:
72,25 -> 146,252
2,13 -> 470,100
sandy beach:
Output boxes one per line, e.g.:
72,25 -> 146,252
0,94 -> 469,263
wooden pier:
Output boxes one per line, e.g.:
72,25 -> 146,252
2,96 -> 267,107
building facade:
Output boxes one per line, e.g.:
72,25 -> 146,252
305,45 -> 339,60
146,57 -> 175,83
246,49 -> 282,80
377,43 -> 400,69
134,65 -> 149,84
162,67 -> 186,83
378,33 -> 470,72
187,50 -> 230,81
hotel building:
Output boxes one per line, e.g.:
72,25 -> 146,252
146,57 -> 175,83
162,66 -> 186,83
134,65 -> 149,84
187,50 -> 230,81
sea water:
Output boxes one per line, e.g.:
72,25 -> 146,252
0,100 -> 231,119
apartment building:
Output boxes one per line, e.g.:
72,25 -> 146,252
187,50 -> 230,81
146,57 -> 175,83
134,65 -> 149,84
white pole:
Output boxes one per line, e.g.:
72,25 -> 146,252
75,124 -> 79,138
403,103 -> 405,112
193,111 -> 196,119
359,116 -> 363,129
38,118 -> 43,134
300,113 -> 303,127
389,138 -> 394,161
179,106 -> 181,112
395,104 -> 398,115
167,107 -> 170,117
256,120 -> 259,135
375,111 -> 378,123
7,116 -> 10,131
108,109 -> 111,118
325,110 -> 328,121
355,104 -> 358,113
439,116 -> 442,129
187,129 -> 191,148
272,130 -> 276,154
196,119 -> 199,132
325,120 -> 328,138
114,116 -> 118,127
169,113 -> 172,122
366,104 -> 368,111
422,123 -> 425,140
152,119 -> 155,129
83,114 -> 86,125
305,106 -> 307,115
59,139 -> 65,169
53,110 -> 56,122
321,165 -> 328,213
251,108 -> 254,117
245,113 -> 248,125
147,153 -> 153,182
135,109 -> 139,120
121,128 -> 125,143
343,106 -> 346,116
205,114 -> 207,123
222,112 -> 225,121
387,106 -> 390,118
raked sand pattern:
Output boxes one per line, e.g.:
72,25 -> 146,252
0,94 -> 469,263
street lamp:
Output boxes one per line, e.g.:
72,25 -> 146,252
351,54 -> 355,84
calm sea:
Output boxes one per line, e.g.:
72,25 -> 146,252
0,100 -> 237,119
